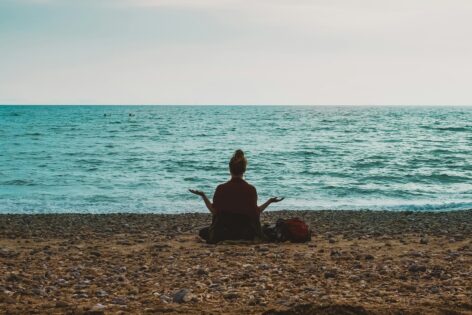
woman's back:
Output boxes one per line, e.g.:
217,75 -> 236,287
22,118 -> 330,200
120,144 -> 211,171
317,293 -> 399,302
213,177 -> 259,218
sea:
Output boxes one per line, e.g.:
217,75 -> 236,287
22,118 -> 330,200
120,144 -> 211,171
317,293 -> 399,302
1,105 -> 471,214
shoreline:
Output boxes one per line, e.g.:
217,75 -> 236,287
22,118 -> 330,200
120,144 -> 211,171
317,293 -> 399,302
2,207 -> 472,214
1,210 -> 471,314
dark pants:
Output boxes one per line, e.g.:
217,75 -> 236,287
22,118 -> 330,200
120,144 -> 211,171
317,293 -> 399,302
199,226 -> 211,241
199,212 -> 262,244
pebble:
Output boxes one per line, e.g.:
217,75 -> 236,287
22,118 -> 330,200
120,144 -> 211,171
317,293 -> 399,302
111,297 -> 127,305
196,268 -> 208,276
365,254 -> 375,260
96,290 -> 108,297
223,292 -> 240,300
6,273 -> 20,282
173,289 -> 196,303
0,248 -> 18,258
55,301 -> 69,308
90,303 -> 106,312
324,271 -> 337,279
90,251 -> 101,257
408,264 -> 427,273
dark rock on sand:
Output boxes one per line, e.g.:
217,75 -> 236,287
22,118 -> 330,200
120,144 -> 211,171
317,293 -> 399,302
408,264 -> 427,273
0,248 -> 19,258
364,254 -> 375,260
173,289 -> 195,303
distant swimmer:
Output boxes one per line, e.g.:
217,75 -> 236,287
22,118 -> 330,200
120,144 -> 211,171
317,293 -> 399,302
129,113 -> 135,117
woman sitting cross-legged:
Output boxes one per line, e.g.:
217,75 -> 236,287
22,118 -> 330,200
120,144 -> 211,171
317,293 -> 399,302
189,149 -> 284,244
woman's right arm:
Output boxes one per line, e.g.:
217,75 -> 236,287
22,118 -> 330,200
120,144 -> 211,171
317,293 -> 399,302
189,189 -> 216,215
201,193 -> 216,215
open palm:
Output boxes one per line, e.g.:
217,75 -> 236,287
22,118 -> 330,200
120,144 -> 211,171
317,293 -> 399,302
269,197 -> 285,203
189,189 -> 205,197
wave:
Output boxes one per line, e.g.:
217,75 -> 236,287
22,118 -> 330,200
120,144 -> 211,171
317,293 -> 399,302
1,179 -> 35,186
5,112 -> 21,117
403,173 -> 470,184
76,159 -> 104,165
353,160 -> 386,168
421,125 -> 471,132
373,201 -> 472,212
83,195 -> 118,203
271,199 -> 472,212
427,173 -> 471,183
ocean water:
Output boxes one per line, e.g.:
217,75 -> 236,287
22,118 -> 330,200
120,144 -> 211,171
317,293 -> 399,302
0,105 -> 471,214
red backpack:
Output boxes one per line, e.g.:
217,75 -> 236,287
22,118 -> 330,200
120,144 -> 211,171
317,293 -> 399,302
277,218 -> 311,243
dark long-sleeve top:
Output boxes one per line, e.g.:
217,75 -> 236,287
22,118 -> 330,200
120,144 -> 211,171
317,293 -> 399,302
212,177 -> 259,219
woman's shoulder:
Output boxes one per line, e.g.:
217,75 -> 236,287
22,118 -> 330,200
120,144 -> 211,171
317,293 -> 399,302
216,180 -> 231,190
244,180 -> 257,192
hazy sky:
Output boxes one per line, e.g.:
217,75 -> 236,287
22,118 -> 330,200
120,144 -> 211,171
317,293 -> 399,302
1,0 -> 471,105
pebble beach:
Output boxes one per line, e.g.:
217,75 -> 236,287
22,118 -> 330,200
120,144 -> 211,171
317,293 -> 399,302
1,210 -> 471,314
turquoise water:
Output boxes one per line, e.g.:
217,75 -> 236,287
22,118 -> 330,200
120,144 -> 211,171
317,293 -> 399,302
1,105 -> 471,213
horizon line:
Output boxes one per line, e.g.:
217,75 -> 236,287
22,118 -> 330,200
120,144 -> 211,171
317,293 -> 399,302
2,104 -> 472,107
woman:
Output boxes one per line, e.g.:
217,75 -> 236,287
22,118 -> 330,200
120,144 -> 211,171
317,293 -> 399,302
189,149 -> 284,243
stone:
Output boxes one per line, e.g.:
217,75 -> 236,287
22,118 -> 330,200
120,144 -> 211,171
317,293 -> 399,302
111,297 -> 127,305
73,292 -> 89,299
55,301 -> 69,308
90,251 -> 101,257
6,273 -> 20,282
173,289 -> 195,303
324,271 -> 337,279
96,290 -> 108,297
159,294 -> 172,303
255,246 -> 270,252
429,286 -> 440,294
90,303 -> 106,312
408,264 -> 427,273
0,248 -> 18,258
224,292 -> 240,300
196,268 -> 208,276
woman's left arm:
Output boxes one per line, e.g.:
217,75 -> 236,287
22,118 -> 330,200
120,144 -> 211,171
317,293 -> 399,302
258,197 -> 284,214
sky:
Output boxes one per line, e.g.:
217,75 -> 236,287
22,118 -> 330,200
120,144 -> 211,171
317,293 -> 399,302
1,0 -> 471,105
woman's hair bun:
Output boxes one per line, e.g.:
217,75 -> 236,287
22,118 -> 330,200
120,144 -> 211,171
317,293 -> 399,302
229,149 -> 247,175
234,149 -> 245,159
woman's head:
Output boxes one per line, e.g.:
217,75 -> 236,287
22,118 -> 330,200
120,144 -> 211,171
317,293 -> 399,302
229,149 -> 247,176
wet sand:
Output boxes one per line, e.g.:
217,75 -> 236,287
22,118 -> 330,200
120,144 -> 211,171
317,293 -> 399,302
1,210 -> 471,314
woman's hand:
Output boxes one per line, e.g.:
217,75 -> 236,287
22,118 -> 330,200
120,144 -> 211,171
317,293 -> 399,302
258,196 -> 285,213
269,196 -> 285,203
189,189 -> 215,215
189,189 -> 206,197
